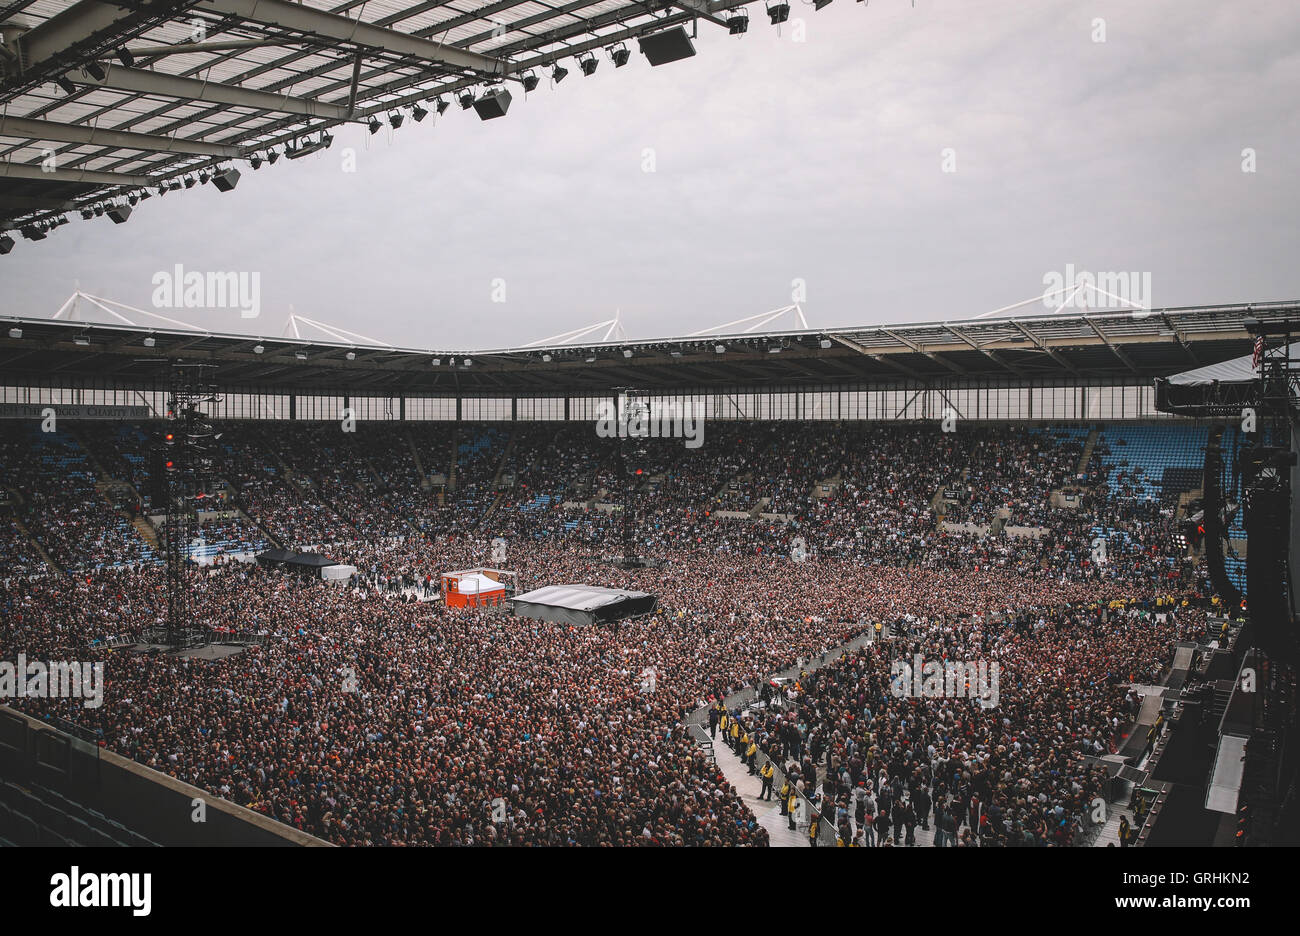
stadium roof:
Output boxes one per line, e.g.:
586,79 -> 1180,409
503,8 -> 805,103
4,299 -> 1298,395
0,0 -> 752,235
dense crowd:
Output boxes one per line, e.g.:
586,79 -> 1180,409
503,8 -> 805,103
0,418 -> 1224,846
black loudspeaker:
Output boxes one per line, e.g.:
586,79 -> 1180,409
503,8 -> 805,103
1244,446 -> 1299,666
211,168 -> 241,192
1203,429 -> 1242,609
149,448 -> 169,504
0,234 -> 14,254
472,88 -> 511,120
638,27 -> 696,66
107,205 -> 132,224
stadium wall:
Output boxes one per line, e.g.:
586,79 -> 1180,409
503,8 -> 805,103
0,707 -> 327,847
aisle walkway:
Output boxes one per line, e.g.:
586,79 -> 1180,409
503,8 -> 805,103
709,730 -> 808,847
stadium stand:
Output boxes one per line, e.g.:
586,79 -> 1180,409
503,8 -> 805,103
0,416 -> 1238,846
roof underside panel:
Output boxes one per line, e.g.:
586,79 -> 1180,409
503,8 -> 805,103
0,0 -> 747,228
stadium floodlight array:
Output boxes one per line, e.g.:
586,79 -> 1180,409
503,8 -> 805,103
7,6 -> 788,242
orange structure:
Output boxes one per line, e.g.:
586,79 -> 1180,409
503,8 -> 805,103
440,568 -> 512,608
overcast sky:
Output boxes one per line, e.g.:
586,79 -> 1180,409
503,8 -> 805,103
3,0 -> 1298,350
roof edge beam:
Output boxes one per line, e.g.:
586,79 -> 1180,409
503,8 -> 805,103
0,161 -> 150,186
195,0 -> 509,76
0,114 -> 242,158
80,67 -> 350,120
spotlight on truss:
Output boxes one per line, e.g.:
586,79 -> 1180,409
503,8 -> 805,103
768,1 -> 790,23
368,116 -> 382,134
459,90 -> 476,110
412,103 -> 428,122
389,111 -> 404,129
84,62 -> 106,81
729,11 -> 749,34
116,48 -> 135,67
552,63 -> 569,83
435,97 -> 450,115
55,75 -> 76,94
522,70 -> 540,92
579,52 -> 598,76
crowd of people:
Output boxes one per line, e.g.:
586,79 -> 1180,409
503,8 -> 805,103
0,417 -> 1226,846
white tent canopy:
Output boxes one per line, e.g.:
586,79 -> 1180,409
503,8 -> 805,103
452,572 -> 506,594
1167,341 -> 1300,386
